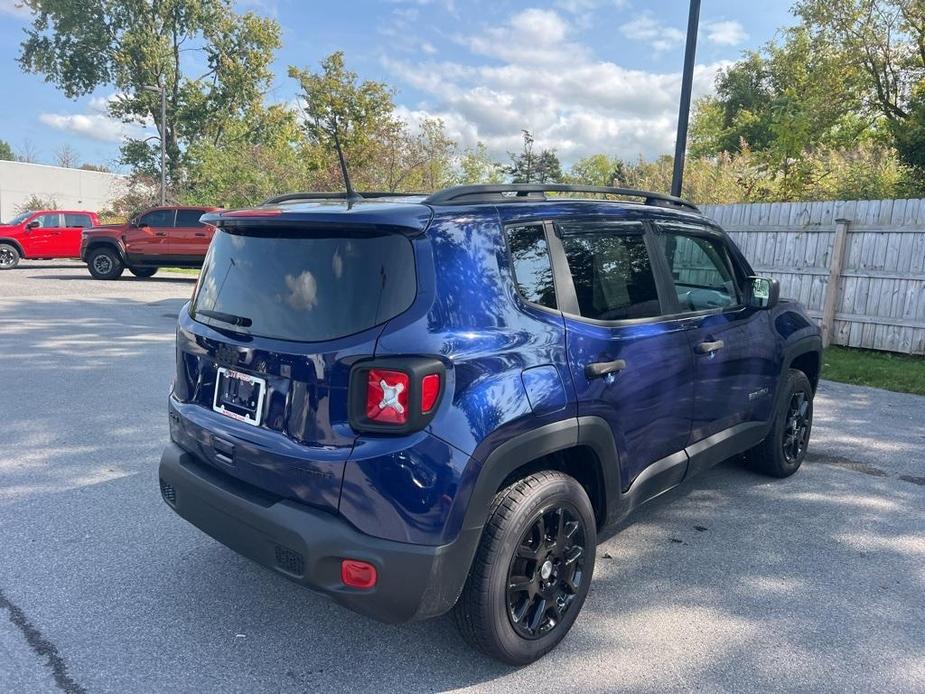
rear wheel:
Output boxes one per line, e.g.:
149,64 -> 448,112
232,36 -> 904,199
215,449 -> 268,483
747,368 -> 813,477
454,470 -> 596,665
0,243 -> 20,269
87,247 -> 124,280
129,267 -> 158,278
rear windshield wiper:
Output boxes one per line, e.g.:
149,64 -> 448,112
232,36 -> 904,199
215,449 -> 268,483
196,309 -> 253,327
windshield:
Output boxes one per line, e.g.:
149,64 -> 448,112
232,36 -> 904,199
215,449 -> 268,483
190,227 -> 417,342
4,211 -> 33,226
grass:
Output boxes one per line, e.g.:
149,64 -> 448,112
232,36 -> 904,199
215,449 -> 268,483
822,346 -> 925,396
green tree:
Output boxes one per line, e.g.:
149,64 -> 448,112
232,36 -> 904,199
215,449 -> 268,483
567,154 -> 625,187
0,139 -> 13,161
456,142 -> 504,184
507,130 -> 562,183
18,0 -> 282,188
289,51 -> 397,191
289,52 -> 457,193
182,105 -> 313,207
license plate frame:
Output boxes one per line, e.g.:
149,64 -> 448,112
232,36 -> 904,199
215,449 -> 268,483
212,366 -> 267,427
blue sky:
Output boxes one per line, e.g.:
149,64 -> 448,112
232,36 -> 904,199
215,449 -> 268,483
0,0 -> 795,170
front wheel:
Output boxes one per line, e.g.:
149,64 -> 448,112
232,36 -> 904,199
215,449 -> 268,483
0,243 -> 20,269
129,267 -> 158,278
454,470 -> 596,665
747,368 -> 814,477
87,247 -> 124,280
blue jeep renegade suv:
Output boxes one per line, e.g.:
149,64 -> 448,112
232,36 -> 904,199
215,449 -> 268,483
159,184 -> 822,665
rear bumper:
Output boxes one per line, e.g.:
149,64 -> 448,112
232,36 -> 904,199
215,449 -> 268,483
158,443 -> 478,623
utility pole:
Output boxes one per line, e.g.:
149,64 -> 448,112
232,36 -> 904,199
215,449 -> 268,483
671,0 -> 701,198
143,84 -> 167,205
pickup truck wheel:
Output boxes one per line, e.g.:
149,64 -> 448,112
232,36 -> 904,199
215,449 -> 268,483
87,247 -> 124,280
454,470 -> 596,665
0,243 -> 20,269
129,267 -> 158,278
748,368 -> 813,478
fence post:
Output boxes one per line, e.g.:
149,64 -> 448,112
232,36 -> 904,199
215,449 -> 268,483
821,217 -> 850,348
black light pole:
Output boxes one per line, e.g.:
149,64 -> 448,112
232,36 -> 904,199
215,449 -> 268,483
671,0 -> 701,198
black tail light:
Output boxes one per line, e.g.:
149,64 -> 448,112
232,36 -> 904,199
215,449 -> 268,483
348,357 -> 445,434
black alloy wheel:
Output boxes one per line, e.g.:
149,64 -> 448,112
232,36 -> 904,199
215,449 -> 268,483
506,504 -> 587,639
782,391 -> 811,463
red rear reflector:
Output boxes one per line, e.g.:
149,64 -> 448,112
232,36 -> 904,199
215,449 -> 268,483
421,373 -> 440,413
366,369 -> 410,424
341,560 -> 377,589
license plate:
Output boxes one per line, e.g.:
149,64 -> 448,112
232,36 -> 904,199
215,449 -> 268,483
212,367 -> 266,426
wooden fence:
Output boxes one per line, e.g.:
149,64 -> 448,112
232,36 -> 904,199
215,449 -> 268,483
701,199 -> 925,355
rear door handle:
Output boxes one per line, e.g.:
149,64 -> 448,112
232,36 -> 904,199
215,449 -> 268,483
585,359 -> 626,379
155,232 -> 168,237
695,340 -> 725,354
194,232 -> 207,237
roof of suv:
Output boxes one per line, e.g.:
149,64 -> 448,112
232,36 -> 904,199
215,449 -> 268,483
200,185 -> 706,234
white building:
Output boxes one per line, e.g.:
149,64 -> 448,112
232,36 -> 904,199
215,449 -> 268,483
0,160 -> 128,222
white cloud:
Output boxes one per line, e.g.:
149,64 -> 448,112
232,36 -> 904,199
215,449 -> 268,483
384,9 -> 729,163
619,15 -> 686,53
0,0 -> 30,18
555,0 -> 627,13
40,92 -> 150,143
704,20 -> 748,46
284,271 -> 318,310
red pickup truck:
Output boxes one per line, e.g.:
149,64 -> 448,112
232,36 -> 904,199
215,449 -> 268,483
0,209 -> 100,269
80,205 -> 219,279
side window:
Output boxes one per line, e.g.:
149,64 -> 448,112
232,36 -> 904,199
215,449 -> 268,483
138,209 -> 175,228
558,222 -> 661,321
33,213 -> 62,228
64,214 -> 92,228
656,226 -> 740,312
175,209 -> 206,227
505,224 -> 557,309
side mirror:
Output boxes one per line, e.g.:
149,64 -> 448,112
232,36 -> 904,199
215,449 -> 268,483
129,218 -> 140,227
26,220 -> 40,230
748,276 -> 780,310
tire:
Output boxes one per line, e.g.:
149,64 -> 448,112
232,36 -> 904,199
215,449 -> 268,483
129,267 -> 158,278
454,470 -> 596,665
0,243 -> 20,270
87,247 -> 124,280
747,368 -> 814,478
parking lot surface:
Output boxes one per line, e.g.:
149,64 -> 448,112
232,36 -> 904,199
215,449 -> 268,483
1,262 -> 924,693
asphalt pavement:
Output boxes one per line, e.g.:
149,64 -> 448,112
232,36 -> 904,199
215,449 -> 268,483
1,261 -> 923,693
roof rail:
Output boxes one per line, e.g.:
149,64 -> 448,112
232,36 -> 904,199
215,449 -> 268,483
262,191 -> 425,205
422,184 -> 699,212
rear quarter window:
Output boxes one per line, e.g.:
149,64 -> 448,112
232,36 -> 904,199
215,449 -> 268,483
191,228 -> 417,342
64,214 -> 92,228
505,224 -> 557,309
176,209 -> 207,227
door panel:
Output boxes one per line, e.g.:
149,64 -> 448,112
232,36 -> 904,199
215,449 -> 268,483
172,209 -> 212,262
124,208 -> 174,261
551,220 -> 694,490
61,213 -> 93,257
653,223 -> 779,452
25,213 -> 65,257
565,318 -> 695,488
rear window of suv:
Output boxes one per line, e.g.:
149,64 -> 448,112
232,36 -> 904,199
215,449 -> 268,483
190,228 -> 417,342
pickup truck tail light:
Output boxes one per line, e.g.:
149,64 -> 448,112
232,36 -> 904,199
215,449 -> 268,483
349,358 -> 445,434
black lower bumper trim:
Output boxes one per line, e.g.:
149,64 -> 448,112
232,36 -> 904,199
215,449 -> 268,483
158,443 -> 478,623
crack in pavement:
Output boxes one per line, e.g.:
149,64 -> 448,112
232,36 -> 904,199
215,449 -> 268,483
0,588 -> 86,694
